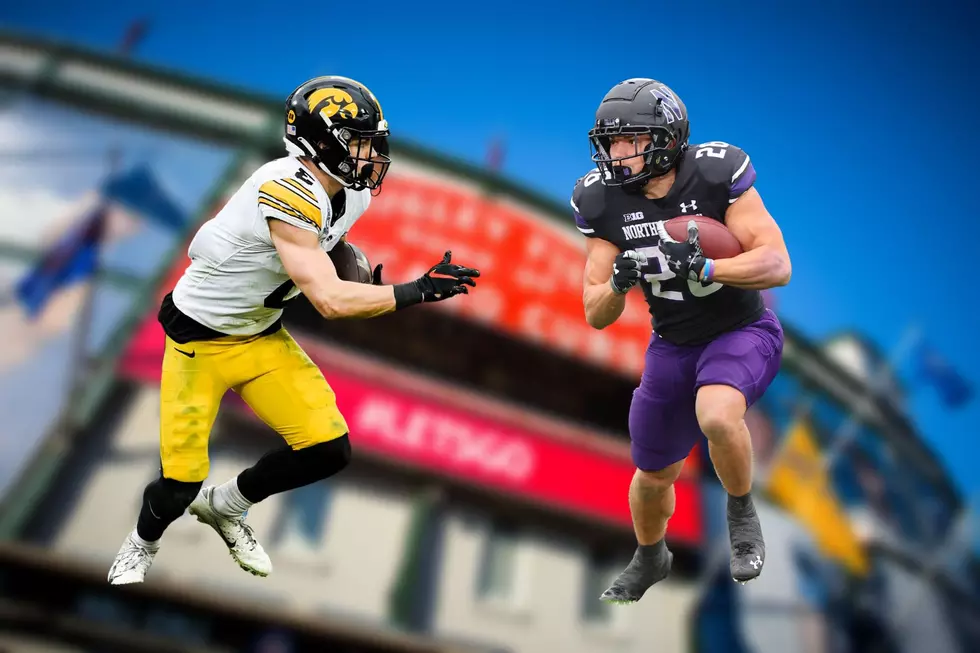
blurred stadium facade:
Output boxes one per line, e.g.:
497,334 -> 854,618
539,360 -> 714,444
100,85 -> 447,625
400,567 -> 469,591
0,30 -> 977,653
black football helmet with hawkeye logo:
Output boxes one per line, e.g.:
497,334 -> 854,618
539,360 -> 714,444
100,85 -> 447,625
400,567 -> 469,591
283,76 -> 391,194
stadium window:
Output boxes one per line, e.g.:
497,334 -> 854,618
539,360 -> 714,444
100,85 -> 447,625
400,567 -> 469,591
851,428 -> 929,544
267,479 -> 335,562
475,519 -> 525,606
831,453 -> 866,507
891,453 -> 954,546
756,371 -> 804,433
809,395 -> 848,449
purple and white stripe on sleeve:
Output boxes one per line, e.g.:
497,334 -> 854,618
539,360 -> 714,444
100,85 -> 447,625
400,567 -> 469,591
571,197 -> 595,235
729,157 -> 757,203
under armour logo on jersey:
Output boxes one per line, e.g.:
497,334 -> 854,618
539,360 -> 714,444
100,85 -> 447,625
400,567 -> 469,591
650,87 -> 682,124
749,556 -> 763,570
680,200 -> 698,213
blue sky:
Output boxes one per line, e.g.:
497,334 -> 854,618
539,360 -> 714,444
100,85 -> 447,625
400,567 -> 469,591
1,0 -> 978,500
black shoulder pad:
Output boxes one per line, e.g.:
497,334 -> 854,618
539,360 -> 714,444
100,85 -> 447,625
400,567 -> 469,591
688,141 -> 756,202
571,169 -> 608,222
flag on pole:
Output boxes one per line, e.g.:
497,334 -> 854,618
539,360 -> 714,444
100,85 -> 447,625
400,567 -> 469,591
912,340 -> 973,408
100,164 -> 186,232
118,18 -> 150,57
765,417 -> 870,576
14,203 -> 107,318
486,136 -> 506,173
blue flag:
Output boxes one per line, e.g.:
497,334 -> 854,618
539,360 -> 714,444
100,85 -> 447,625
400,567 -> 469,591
15,204 -> 106,318
914,341 -> 973,408
100,165 -> 185,231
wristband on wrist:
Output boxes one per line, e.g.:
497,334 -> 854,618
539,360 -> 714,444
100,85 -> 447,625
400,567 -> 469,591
700,259 -> 715,283
393,281 -> 424,309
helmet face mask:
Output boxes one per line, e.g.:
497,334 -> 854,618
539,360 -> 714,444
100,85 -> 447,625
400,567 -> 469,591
588,79 -> 690,191
589,123 -> 678,187
284,76 -> 391,194
347,132 -> 390,192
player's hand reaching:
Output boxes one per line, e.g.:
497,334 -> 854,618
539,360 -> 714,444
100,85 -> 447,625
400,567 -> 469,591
417,251 -> 479,301
658,220 -> 709,282
610,250 -> 648,294
393,251 -> 480,309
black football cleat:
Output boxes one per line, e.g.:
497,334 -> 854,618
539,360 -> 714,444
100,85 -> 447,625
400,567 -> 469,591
728,494 -> 766,584
599,539 -> 673,604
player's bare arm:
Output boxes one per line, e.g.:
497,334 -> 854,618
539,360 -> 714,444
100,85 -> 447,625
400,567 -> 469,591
270,218 -> 398,319
583,237 -> 632,329
711,187 -> 791,290
271,219 -> 479,319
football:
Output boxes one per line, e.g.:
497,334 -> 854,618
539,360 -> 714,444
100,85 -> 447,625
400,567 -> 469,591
664,216 -> 743,260
328,241 -> 374,284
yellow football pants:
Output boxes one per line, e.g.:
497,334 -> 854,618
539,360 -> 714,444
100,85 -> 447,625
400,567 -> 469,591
159,328 -> 349,483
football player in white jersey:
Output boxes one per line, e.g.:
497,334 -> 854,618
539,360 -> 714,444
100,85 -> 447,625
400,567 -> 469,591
108,76 -> 480,585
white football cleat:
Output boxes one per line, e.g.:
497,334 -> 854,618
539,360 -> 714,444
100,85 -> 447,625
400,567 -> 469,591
107,531 -> 157,585
189,486 -> 272,577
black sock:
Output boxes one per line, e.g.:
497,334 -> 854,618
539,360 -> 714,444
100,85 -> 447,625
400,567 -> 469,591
237,435 -> 351,503
636,539 -> 667,560
136,476 -> 202,542
727,491 -> 756,516
136,506 -> 167,543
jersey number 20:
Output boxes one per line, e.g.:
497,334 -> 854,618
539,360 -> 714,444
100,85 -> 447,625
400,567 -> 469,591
695,141 -> 730,159
635,246 -> 723,300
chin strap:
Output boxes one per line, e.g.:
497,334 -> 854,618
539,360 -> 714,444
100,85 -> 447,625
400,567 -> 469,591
314,158 -> 353,189
284,136 -> 355,189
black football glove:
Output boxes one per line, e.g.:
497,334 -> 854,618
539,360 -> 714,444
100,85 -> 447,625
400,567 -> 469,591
609,250 -> 648,294
658,220 -> 711,282
394,251 -> 480,309
371,264 -> 384,285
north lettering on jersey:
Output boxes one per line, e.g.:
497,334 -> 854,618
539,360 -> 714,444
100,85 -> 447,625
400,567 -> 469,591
571,142 -> 764,345
622,221 -> 659,240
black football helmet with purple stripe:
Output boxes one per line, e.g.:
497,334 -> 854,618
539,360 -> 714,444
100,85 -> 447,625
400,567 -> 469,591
589,78 -> 690,191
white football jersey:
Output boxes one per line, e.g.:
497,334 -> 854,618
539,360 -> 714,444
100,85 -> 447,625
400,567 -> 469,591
172,156 -> 372,335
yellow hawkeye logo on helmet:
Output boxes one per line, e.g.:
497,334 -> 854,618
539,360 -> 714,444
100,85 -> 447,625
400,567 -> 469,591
307,88 -> 358,121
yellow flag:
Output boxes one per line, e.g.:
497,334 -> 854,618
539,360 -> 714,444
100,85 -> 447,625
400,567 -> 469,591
766,418 -> 870,576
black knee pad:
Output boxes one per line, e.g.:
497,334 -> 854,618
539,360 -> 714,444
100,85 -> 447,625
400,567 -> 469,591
298,434 -> 351,479
143,476 -> 203,522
